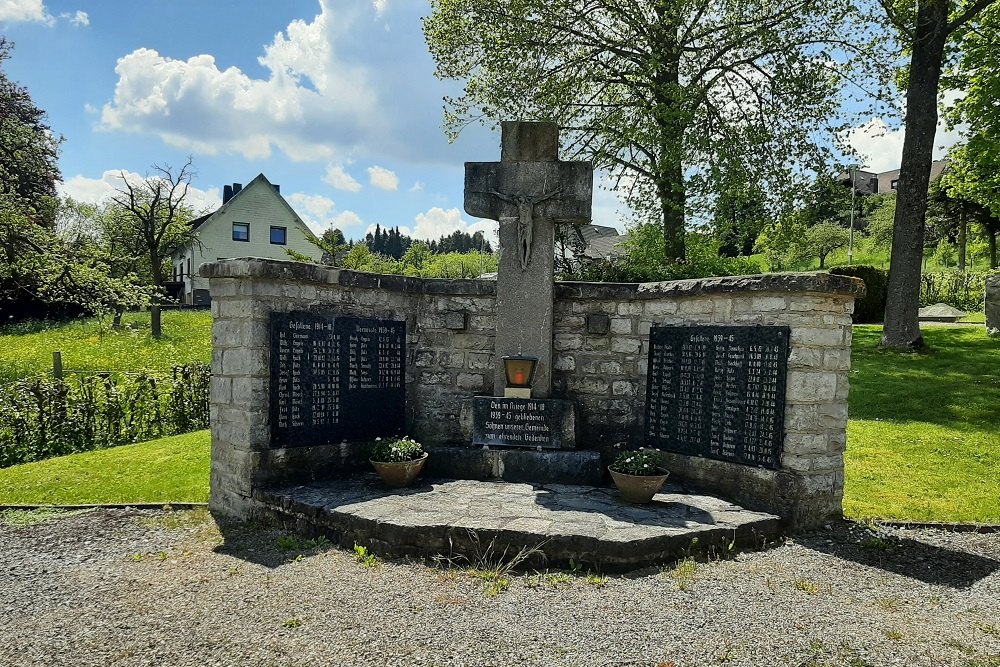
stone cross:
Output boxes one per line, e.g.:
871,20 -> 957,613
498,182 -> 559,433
465,121 -> 593,397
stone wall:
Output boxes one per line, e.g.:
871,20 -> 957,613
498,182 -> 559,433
202,258 -> 862,528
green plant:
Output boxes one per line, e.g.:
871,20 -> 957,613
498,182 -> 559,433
609,447 -> 664,476
369,436 -> 424,463
353,543 -> 380,568
585,573 -> 609,588
282,618 -> 303,629
277,534 -> 329,553
793,578 -> 821,594
666,558 -> 699,591
829,265 -> 888,323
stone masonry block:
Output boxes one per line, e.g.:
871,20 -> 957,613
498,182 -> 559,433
554,354 -> 576,371
784,432 -> 832,454
569,377 -> 610,395
587,314 -> 610,335
467,352 -> 494,370
554,333 -> 584,351
751,296 -> 788,311
457,372 -> 487,391
617,302 -> 643,315
823,349 -> 852,371
790,327 -> 845,348
678,299 -> 714,315
612,380 -> 638,396
554,315 -> 586,329
786,370 -> 838,402
438,351 -> 466,369
222,348 -> 268,377
444,311 -> 467,330
788,347 -> 824,369
644,301 -> 679,317
210,377 -> 232,405
610,317 -> 634,334
414,350 -> 435,368
420,371 -> 452,385
611,337 -> 641,353
232,377 -> 267,406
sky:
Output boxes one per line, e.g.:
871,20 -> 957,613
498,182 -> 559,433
0,0 -> 966,242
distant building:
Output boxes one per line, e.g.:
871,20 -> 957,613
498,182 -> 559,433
170,174 -> 321,304
843,159 -> 950,195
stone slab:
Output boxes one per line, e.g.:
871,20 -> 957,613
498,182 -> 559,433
918,302 -> 967,322
468,396 -> 576,449
424,447 -> 601,485
255,478 -> 782,571
986,275 -> 1000,334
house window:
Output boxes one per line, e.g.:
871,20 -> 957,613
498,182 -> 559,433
270,226 -> 287,245
233,222 -> 250,242
890,179 -> 899,190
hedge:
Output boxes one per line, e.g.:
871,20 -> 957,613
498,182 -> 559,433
829,265 -> 888,323
0,363 -> 210,468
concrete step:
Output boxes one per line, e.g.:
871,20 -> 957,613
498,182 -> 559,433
255,476 -> 782,572
424,446 -> 604,486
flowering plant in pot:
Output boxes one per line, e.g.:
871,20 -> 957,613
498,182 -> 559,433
369,436 -> 428,488
608,447 -> 669,504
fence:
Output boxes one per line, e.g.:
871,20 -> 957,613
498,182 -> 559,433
0,363 -> 210,468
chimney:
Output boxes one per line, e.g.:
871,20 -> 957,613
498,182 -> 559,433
272,184 -> 280,194
223,184 -> 233,204
232,182 -> 243,196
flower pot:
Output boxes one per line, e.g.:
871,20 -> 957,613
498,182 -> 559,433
608,466 -> 669,504
370,452 -> 428,489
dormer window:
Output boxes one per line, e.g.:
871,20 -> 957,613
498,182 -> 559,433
233,222 -> 250,242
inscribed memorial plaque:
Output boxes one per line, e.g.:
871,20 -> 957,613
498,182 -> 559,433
270,312 -> 405,447
645,325 -> 789,469
471,396 -> 573,449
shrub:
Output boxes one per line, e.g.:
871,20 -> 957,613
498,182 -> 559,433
610,448 -> 664,476
369,436 -> 424,462
0,363 -> 210,468
829,265 -> 888,323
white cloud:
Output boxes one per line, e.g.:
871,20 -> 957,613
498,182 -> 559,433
367,165 -> 399,191
0,0 -> 52,24
373,0 -> 388,17
57,170 -> 221,214
841,93 -> 967,173
68,10 -> 88,26
287,192 -> 337,234
408,181 -> 424,193
324,163 -> 362,192
331,210 -> 365,231
100,1 -> 382,161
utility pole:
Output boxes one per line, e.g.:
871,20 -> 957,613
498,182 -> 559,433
848,165 -> 858,266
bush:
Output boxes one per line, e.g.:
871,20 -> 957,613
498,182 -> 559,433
369,436 -> 424,462
0,363 -> 210,468
610,448 -> 664,476
920,271 -> 994,311
570,226 -> 761,282
829,265 -> 888,323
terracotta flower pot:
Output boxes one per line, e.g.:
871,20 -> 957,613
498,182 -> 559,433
370,452 -> 428,489
608,466 -> 669,504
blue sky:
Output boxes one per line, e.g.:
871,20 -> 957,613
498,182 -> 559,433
1,0 -> 963,242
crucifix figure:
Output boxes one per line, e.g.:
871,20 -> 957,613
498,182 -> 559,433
464,121 -> 593,397
488,188 -> 562,270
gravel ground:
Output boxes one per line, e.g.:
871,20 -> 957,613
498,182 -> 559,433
1,508 -> 998,667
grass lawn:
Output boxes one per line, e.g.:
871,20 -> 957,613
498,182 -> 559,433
844,326 -> 1000,523
0,309 -> 212,384
0,430 -> 209,505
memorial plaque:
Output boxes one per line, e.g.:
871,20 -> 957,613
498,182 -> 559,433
471,396 -> 573,449
270,312 -> 405,447
645,325 -> 789,469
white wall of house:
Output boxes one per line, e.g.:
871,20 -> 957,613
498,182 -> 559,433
171,176 -> 322,303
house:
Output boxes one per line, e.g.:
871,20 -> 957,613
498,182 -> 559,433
170,174 -> 322,304
843,159 -> 950,195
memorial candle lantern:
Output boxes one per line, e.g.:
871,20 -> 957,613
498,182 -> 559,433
501,354 -> 537,398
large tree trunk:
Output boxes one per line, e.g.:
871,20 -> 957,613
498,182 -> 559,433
881,0 -> 949,350
658,164 -> 686,260
652,1 -> 686,262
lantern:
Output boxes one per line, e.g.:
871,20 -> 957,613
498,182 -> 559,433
501,354 -> 537,398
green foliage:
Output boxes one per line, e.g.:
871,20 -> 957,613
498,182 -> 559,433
575,227 -> 760,282
369,436 -> 424,463
341,243 -> 498,279
0,363 -> 209,468
829,265 -> 888,323
919,271 -> 995,310
804,221 -> 851,269
610,448 -> 663,476
754,217 -> 808,271
424,0 -> 886,259
353,543 -> 380,568
865,193 -> 897,251
0,429 -> 210,505
931,239 -> 957,268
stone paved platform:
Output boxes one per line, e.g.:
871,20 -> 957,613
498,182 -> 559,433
255,477 -> 782,571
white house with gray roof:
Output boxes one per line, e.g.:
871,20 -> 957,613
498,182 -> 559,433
170,173 -> 322,304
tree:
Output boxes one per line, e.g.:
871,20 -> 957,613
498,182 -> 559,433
424,0 -> 884,262
804,221 -> 850,268
712,179 -> 770,258
880,0 -> 998,349
109,160 -> 198,290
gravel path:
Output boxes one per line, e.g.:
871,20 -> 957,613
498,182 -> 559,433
1,508 -> 998,667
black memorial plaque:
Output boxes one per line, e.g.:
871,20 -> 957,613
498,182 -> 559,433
270,312 -> 405,447
645,325 -> 789,469
471,397 -> 571,449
